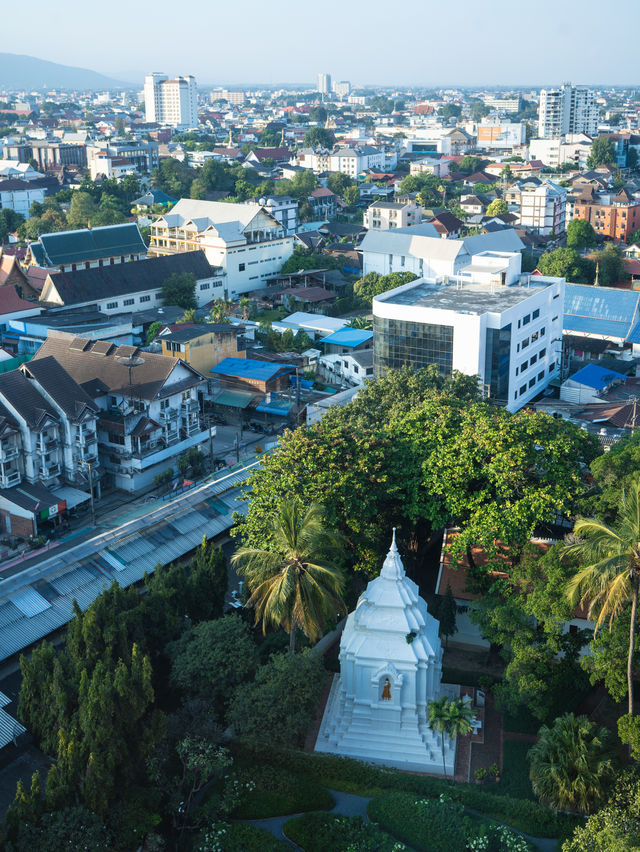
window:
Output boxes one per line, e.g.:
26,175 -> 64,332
520,360 -> 528,371
123,298 -> 134,306
540,327 -> 546,336
522,313 -> 530,326
530,353 -> 537,366
532,308 -> 540,320
549,363 -> 556,373
538,371 -> 545,381
521,337 -> 529,349
106,302 -> 118,309
140,295 -> 151,303
529,378 -> 535,388
239,263 -> 245,272
354,364 -> 359,373
539,347 -> 546,358
108,432 -> 125,445
199,282 -> 210,290
520,384 -> 527,395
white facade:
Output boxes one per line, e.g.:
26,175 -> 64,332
0,181 -> 46,217
333,80 -> 351,99
482,95 -> 521,113
258,195 -> 298,236
373,254 -> 565,413
317,351 -> 374,386
149,199 -> 293,298
538,84 -> 598,139
517,180 -> 567,235
317,73 -> 332,94
410,157 -> 450,177
316,533 -> 458,774
529,134 -> 592,169
144,73 -> 198,129
364,201 -> 423,230
476,120 -> 526,150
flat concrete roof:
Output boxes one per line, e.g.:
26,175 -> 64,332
380,278 -> 551,315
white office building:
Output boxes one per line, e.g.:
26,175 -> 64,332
144,73 -> 198,129
333,80 -> 351,99
373,251 -> 564,412
538,84 -> 598,139
516,179 -> 567,236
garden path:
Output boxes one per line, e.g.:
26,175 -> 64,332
240,788 -> 559,852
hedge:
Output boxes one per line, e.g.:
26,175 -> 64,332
232,745 -> 582,840
230,764 -> 335,819
283,811 -> 402,852
193,821 -> 288,851
368,792 -> 535,852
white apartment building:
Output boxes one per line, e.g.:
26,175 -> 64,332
514,179 -> 567,236
259,195 -> 298,236
149,199 -> 293,298
0,178 -> 47,217
538,84 -> 598,139
144,73 -> 198,129
210,90 -> 245,105
296,145 -> 396,176
317,73 -> 332,95
364,201 -> 423,230
86,138 -> 159,175
333,80 -> 351,99
33,333 -> 209,492
409,157 -> 450,178
477,120 -> 526,150
360,226 -> 525,278
482,95 -> 522,113
528,134 -> 593,169
373,251 -> 564,412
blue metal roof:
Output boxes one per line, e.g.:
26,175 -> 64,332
564,284 -> 640,341
319,328 -> 373,347
569,363 -> 626,390
210,357 -> 295,381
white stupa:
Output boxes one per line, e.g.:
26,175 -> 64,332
316,530 -> 458,773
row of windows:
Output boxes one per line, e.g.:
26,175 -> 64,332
517,327 -> 545,352
517,308 -> 540,329
105,293 -> 154,310
514,363 -> 557,400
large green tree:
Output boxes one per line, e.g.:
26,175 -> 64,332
593,244 -> 625,286
528,713 -> 615,814
427,696 -> 473,780
353,271 -> 418,305
537,247 -> 595,284
161,272 -> 197,309
228,651 -> 326,748
235,369 -> 597,577
566,219 -> 598,250
304,127 -> 335,148
587,137 -> 617,169
232,501 -> 346,653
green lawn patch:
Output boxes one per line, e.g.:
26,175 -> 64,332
230,764 -> 335,819
503,707 -> 543,735
284,811 -> 401,852
257,308 -> 288,322
193,822 -> 289,851
491,740 -> 535,800
368,791 -> 535,852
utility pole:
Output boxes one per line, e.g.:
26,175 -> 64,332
82,460 -> 96,527
208,414 -> 214,472
235,432 -> 240,464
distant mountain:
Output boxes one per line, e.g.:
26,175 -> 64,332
0,53 -> 132,91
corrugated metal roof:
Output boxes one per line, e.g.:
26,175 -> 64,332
564,283 -> 640,341
13,587 -> 51,617
0,706 -> 26,749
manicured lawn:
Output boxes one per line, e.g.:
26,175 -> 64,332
492,740 -> 535,800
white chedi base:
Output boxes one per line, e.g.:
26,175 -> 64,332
315,531 -> 459,774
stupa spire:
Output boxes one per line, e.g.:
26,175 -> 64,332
380,528 -> 406,580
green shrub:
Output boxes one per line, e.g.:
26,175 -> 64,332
194,821 -> 289,851
233,746 -> 581,839
368,792 -> 534,852
230,765 -> 335,818
492,741 -> 535,800
284,811 -> 402,852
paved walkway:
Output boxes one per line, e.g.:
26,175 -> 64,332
242,788 -> 558,852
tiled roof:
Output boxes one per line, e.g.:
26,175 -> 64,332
46,251 -> 214,306
0,370 -> 58,428
36,223 -> 146,267
32,332 -> 204,401
22,356 -> 98,420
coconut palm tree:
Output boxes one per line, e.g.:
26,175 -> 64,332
563,478 -> 640,722
231,500 -> 346,654
528,713 -> 614,814
427,696 -> 474,781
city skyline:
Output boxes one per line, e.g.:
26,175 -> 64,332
3,0 -> 638,88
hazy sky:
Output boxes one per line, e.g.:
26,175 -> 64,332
5,0 -> 638,87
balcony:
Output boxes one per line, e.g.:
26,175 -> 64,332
0,469 -> 20,488
75,429 -> 97,446
0,444 -> 19,462
181,398 -> 199,414
36,438 -> 58,454
158,407 -> 178,421
41,463 -> 61,479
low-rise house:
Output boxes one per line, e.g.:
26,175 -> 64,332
430,210 -> 463,239
210,356 -> 295,394
159,323 -> 245,373
25,223 -> 147,271
317,348 -> 373,386
364,201 -> 423,230
319,327 -> 373,354
39,250 -> 223,313
309,187 -> 337,219
0,177 -> 52,217
31,332 -> 209,492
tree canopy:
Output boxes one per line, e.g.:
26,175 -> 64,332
353,271 -> 418,305
587,137 -> 617,169
161,272 -> 197,310
566,219 -> 598,250
536,247 -> 595,284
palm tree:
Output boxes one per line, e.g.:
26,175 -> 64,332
563,478 -> 640,722
427,696 -> 474,781
528,713 -> 614,813
231,501 -> 346,654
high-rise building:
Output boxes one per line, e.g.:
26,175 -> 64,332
144,73 -> 198,129
538,83 -> 598,139
317,73 -> 332,95
333,80 -> 351,99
